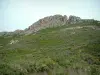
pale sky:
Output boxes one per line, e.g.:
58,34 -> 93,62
0,0 -> 100,32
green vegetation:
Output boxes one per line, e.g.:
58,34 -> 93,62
0,21 -> 100,75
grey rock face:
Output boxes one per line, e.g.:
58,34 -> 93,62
68,15 -> 81,24
24,14 -> 81,34
14,29 -> 24,35
1,14 -> 96,35
25,14 -> 68,34
0,15 -> 82,35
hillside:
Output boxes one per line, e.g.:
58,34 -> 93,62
0,15 -> 100,75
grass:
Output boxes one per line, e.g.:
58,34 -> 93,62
0,21 -> 100,75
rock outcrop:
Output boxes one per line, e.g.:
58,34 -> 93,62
68,15 -> 81,24
9,39 -> 19,44
0,14 -> 96,36
14,29 -> 24,35
25,15 -> 68,34
0,14 -> 96,35
25,15 -> 81,34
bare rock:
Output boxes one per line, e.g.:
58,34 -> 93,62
25,14 -> 68,34
68,15 -> 81,24
9,39 -> 19,44
24,15 -> 82,34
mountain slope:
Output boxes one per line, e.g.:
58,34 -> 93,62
0,20 -> 100,75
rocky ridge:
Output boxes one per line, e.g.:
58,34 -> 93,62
25,15 -> 82,34
0,14 -> 95,35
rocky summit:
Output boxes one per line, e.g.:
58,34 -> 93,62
0,14 -> 95,36
25,15 -> 81,34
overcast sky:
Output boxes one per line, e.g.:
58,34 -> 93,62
0,0 -> 100,32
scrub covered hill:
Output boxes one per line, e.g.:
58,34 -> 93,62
0,16 -> 100,75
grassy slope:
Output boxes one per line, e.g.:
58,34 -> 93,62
0,21 -> 100,75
